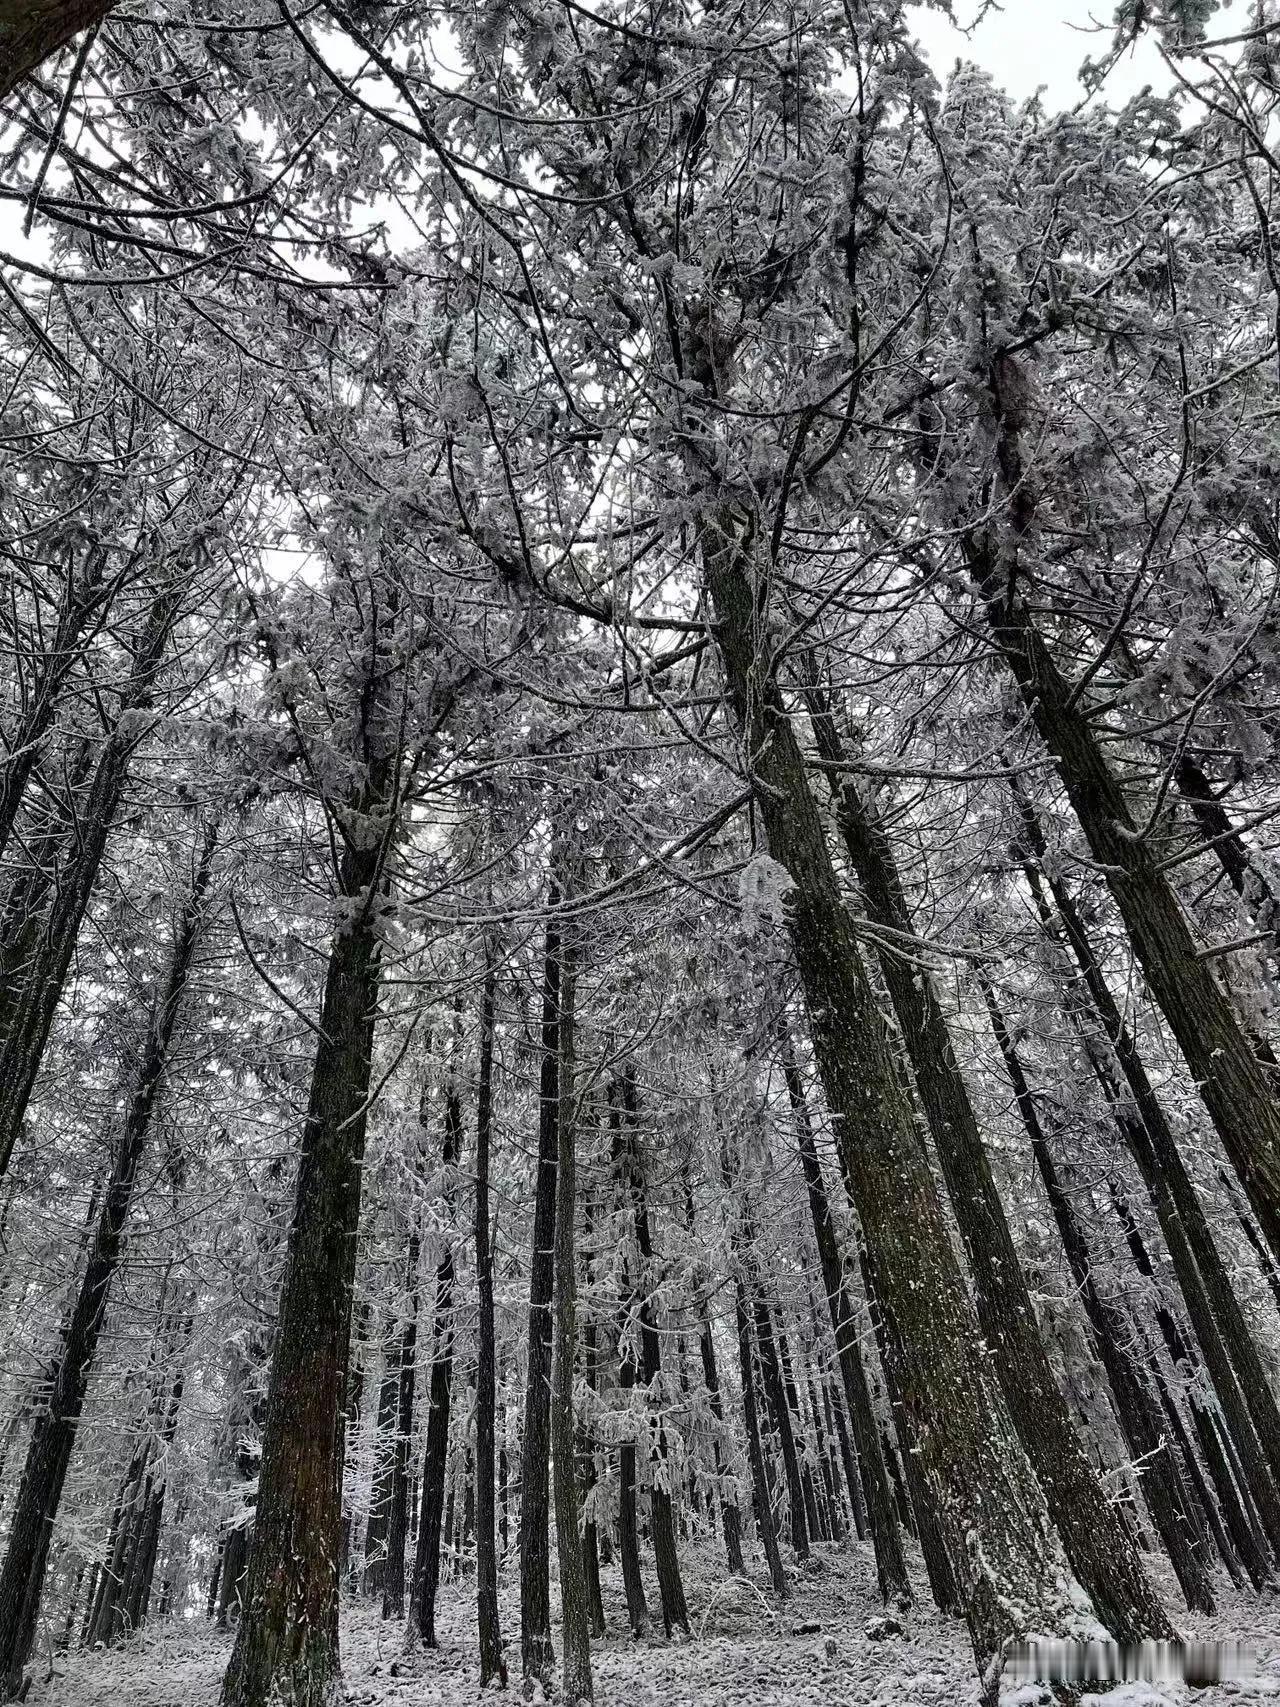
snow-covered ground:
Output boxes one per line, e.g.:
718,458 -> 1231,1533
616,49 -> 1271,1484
25,1544 -> 1280,1706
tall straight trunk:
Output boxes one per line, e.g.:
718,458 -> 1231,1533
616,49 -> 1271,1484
407,1082 -> 462,1646
699,512 -> 1080,1686
363,1336 -> 402,1595
381,1209 -> 422,1620
807,708 -> 1173,1642
579,1189 -> 607,1640
733,1272 -> 786,1597
0,582 -> 182,1180
520,904 -> 561,1686
748,1276 -> 809,1563
609,1081 -> 651,1638
551,935 -> 592,1703
695,1302 -> 745,1575
473,957 -> 505,1686
0,820 -> 216,1698
781,1049 -> 909,1601
775,1318 -> 823,1545
221,766 -> 392,1707
969,360 -> 1280,1260
1014,785 -> 1280,1546
980,978 -> 1215,1613
617,1070 -> 689,1634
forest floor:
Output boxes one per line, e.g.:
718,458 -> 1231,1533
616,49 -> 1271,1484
25,1541 -> 1280,1707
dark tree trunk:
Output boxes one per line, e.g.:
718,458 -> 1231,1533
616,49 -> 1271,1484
695,1303 -> 745,1575
733,1273 -> 787,1597
473,957 -> 506,1686
617,1071 -> 689,1634
221,769 -> 392,1707
1175,756 -> 1280,970
551,938 -> 592,1703
981,978 -> 1215,1613
0,583 -> 181,1181
782,1048 -> 909,1601
0,0 -> 117,99
748,1278 -> 809,1563
0,821 -> 215,1698
381,1202 -> 422,1620
519,905 -> 561,1686
699,511 -> 1082,1684
809,718 -> 1173,1642
407,1082 -> 462,1647
1015,787 -> 1280,1548
969,365 -> 1280,1262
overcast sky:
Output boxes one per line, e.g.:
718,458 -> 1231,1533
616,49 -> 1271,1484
906,1 -> 1171,111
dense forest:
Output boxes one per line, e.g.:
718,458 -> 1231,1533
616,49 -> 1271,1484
5,0 -> 1280,1702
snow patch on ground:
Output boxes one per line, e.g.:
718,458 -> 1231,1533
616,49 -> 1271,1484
25,1544 -> 1280,1707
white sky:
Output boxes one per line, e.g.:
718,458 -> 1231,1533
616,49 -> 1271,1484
907,0 -> 1171,111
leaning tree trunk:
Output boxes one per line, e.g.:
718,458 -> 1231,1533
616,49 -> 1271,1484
699,508 -> 1084,1689
968,356 -> 1280,1262
520,903 -> 561,1687
551,931 -> 592,1704
0,820 -> 216,1699
221,770 -> 393,1707
780,1047 -> 909,1603
1174,755 -> 1280,973
0,581 -> 182,1181
473,955 -> 506,1686
1013,782 -> 1280,1548
980,978 -> 1216,1613
807,702 -> 1174,1642
407,1078 -> 463,1647
0,0 -> 119,97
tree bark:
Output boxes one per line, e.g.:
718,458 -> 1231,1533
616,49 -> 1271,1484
980,977 -> 1215,1613
473,956 -> 506,1686
808,708 -> 1173,1641
221,769 -> 391,1707
699,509 -> 1083,1687
0,584 -> 182,1181
781,1046 -> 910,1602
0,820 -> 215,1698
519,904 -> 561,1686
0,0 -> 114,99
551,934 -> 592,1703
969,359 -> 1280,1262
407,1081 -> 462,1647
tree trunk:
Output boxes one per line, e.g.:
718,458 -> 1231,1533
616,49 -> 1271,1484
0,0 -> 117,100
519,904 -> 561,1686
381,1203 -> 422,1620
0,582 -> 181,1181
0,821 -> 215,1697
781,1047 -> 909,1602
733,1272 -> 787,1597
809,710 -> 1174,1641
407,1082 -> 462,1647
617,1070 -> 689,1634
221,773 -> 391,1707
980,977 -> 1215,1613
1015,785 -> 1280,1548
969,361 -> 1280,1262
699,511 -> 1081,1687
551,934 -> 592,1703
473,956 -> 506,1686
